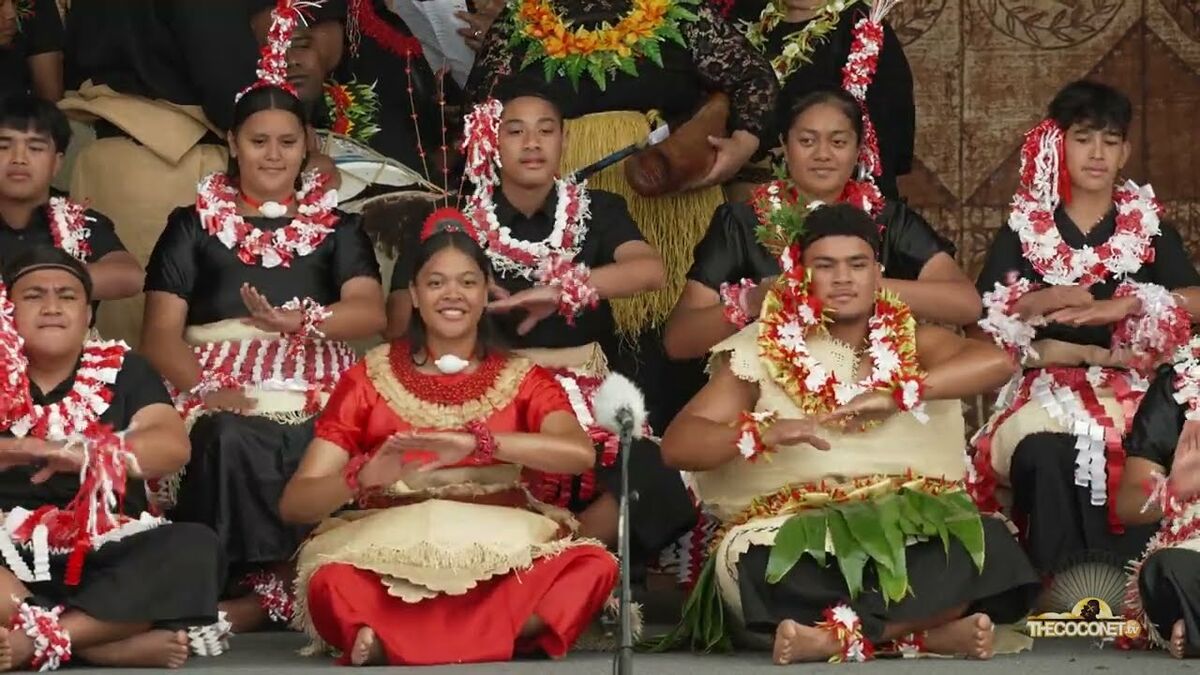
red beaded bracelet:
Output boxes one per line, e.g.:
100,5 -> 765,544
342,453 -> 371,503
465,420 -> 497,464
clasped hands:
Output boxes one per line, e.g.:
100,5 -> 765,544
0,437 -> 83,483
760,389 -> 901,452
355,430 -> 480,491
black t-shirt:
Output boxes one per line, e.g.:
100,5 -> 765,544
144,206 -> 381,326
0,199 -> 128,317
64,0 -> 258,132
975,207 -> 1200,348
1125,364 -> 1186,471
0,0 -> 63,99
732,2 -> 914,199
390,188 -> 644,358
0,350 -> 169,515
686,198 -> 953,291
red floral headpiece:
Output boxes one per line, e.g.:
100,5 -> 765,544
421,207 -> 483,243
462,99 -> 505,192
238,0 -> 324,102
1018,118 -> 1073,208
841,0 -> 900,182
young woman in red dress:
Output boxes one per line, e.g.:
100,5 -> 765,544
279,216 -> 618,666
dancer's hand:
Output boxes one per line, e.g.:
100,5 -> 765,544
383,430 -> 477,472
1176,420 -> 1200,461
1170,447 -> 1200,501
823,390 -> 899,429
743,276 -> 777,318
0,437 -> 68,473
203,388 -> 257,414
1045,296 -> 1138,327
690,131 -> 759,190
488,285 -> 561,335
240,284 -> 304,334
761,418 -> 830,451
1015,284 -> 1092,319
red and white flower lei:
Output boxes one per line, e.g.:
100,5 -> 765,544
6,341 -> 126,439
1111,281 -> 1191,372
720,278 -> 758,328
12,602 -> 71,671
46,197 -> 93,263
978,276 -> 1041,362
816,603 -> 874,662
758,260 -> 926,421
1172,336 -> 1200,422
195,170 -> 339,269
755,179 -> 884,227
1008,179 -> 1161,286
536,253 -> 600,324
466,179 -> 590,280
461,98 -> 591,280
840,0 -> 900,181
734,410 -> 777,462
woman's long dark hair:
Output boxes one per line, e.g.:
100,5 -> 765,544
405,230 -> 505,364
226,85 -> 310,190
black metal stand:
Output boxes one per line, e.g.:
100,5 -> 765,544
616,412 -> 635,675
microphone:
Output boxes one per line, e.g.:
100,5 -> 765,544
593,373 -> 646,675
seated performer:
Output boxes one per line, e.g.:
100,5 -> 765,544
139,20 -> 385,634
280,218 -> 617,666
658,203 -> 1038,663
665,86 -> 979,362
0,94 -> 143,314
970,80 -> 1200,578
1114,339 -> 1200,658
0,247 -> 222,671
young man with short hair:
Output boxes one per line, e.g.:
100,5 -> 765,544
0,94 -> 143,330
0,246 -> 223,670
971,80 -> 1200,579
660,203 -> 1037,663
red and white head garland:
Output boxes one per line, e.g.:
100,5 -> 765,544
196,170 -> 339,268
461,99 -> 591,281
238,0 -> 326,101
47,197 -> 93,263
840,0 -> 899,184
758,250 -> 927,423
1011,119 -> 1161,286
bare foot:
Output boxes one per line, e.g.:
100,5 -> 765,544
925,613 -> 994,659
772,619 -> 840,665
219,596 -> 268,634
0,626 -> 35,671
1170,619 -> 1186,659
79,630 -> 190,669
350,626 -> 384,666
519,614 -> 546,638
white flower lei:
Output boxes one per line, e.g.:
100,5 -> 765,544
1008,179 -> 1161,286
466,178 -> 591,280
46,197 -> 94,263
195,170 -> 339,269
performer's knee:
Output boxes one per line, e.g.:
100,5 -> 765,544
1138,548 -> 1193,602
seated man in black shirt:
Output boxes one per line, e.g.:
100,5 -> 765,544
0,94 -> 143,321
0,0 -> 63,101
0,246 -> 223,670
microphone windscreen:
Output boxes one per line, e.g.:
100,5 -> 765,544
593,373 -> 647,438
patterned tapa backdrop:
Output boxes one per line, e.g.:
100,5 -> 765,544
889,0 -> 1200,430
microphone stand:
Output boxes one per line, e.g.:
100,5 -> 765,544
616,409 -> 635,675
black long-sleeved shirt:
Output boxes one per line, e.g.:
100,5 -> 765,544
64,0 -> 259,131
